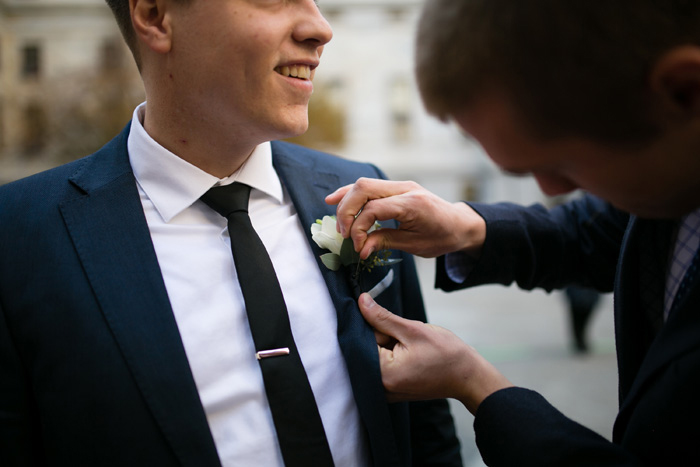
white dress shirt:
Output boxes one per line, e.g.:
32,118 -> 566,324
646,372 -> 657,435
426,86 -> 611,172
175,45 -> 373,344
127,103 -> 369,466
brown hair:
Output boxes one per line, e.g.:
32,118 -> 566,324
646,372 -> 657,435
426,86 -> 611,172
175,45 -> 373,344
416,0 -> 700,143
104,0 -> 140,65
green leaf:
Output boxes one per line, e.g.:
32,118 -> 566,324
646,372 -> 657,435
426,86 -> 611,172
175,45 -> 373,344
320,253 -> 342,271
339,238 -> 360,266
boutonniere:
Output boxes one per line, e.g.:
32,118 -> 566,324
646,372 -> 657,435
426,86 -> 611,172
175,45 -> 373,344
310,215 -> 400,297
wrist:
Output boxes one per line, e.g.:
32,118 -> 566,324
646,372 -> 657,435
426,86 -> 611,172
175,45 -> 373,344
453,202 -> 486,257
454,346 -> 513,415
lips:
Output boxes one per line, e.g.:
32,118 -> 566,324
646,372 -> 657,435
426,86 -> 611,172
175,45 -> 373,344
274,65 -> 312,80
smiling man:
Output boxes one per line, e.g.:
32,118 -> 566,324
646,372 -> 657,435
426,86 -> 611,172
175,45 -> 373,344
0,1 -> 461,466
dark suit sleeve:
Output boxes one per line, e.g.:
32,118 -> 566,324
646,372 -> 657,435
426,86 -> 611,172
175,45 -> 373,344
431,196 -> 636,465
474,388 -> 638,466
0,303 -> 44,466
436,194 -> 629,293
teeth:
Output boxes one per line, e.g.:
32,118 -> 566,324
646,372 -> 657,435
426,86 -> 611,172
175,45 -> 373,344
275,65 -> 311,80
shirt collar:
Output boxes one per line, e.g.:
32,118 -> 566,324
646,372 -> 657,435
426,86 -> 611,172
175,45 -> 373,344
127,102 -> 283,222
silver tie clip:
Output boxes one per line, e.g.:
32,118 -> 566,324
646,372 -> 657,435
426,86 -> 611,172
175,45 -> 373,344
256,347 -> 290,360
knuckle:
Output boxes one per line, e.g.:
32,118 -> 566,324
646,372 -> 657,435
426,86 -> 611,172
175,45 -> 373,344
406,180 -> 421,191
352,231 -> 367,243
373,307 -> 392,323
363,198 -> 377,214
404,320 -> 425,339
355,177 -> 371,189
383,376 -> 399,393
410,190 -> 430,206
375,234 -> 391,252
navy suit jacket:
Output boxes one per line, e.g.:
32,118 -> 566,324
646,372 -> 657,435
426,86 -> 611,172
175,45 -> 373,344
0,126 -> 461,466
436,195 -> 700,465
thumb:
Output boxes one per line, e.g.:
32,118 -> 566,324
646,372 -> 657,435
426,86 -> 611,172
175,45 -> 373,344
358,293 -> 409,341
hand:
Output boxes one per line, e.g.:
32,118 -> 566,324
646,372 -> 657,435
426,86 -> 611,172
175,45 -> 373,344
326,178 -> 486,260
358,293 -> 513,414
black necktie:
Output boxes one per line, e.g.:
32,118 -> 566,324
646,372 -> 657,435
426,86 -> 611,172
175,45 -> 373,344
201,183 -> 334,467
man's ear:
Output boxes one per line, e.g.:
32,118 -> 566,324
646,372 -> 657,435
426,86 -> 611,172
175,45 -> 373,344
130,0 -> 172,55
650,45 -> 700,117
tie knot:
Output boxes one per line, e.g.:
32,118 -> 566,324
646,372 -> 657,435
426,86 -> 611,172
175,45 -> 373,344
201,182 -> 252,218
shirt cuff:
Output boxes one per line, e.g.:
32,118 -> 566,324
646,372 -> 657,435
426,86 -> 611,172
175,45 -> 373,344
444,251 -> 477,284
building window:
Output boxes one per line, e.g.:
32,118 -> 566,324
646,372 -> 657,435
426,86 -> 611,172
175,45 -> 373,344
386,6 -> 409,22
389,77 -> 412,142
319,5 -> 342,22
462,178 -> 481,202
284,79 -> 346,149
22,44 -> 41,79
100,38 -> 123,72
0,99 -> 4,152
22,103 -> 48,156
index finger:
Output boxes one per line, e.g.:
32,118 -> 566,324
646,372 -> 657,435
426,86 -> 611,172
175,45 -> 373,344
331,178 -> 419,237
325,184 -> 352,206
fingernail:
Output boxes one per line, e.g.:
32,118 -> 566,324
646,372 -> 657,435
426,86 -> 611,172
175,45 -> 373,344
359,293 -> 374,308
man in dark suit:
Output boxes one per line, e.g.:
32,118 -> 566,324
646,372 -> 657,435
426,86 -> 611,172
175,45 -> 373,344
328,0 -> 700,465
0,0 -> 461,465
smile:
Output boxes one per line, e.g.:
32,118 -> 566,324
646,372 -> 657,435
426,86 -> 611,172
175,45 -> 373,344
275,65 -> 312,80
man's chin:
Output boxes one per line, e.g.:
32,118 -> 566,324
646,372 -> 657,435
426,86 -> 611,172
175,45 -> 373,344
277,119 -> 310,140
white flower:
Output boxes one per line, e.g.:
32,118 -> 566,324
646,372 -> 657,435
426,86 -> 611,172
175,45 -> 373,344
310,215 -> 344,256
310,216 -> 389,272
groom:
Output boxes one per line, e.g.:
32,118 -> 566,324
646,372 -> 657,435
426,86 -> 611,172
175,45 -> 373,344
0,0 -> 460,466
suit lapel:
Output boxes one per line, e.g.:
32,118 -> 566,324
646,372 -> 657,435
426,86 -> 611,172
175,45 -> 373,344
59,128 -> 220,467
614,217 -> 665,401
614,217 -> 700,441
272,141 -> 402,465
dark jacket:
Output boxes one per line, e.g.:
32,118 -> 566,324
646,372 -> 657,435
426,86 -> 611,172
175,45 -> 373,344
0,126 -> 462,467
437,194 -> 700,465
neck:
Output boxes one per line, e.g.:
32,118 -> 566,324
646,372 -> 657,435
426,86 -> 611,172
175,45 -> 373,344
141,95 -> 259,179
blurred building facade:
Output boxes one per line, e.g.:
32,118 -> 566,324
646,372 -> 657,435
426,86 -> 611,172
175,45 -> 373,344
0,0 -> 543,205
300,0 -> 544,204
0,0 -> 143,182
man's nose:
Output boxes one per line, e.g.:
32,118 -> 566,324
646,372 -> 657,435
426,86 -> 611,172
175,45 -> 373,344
293,0 -> 333,47
534,172 -> 579,196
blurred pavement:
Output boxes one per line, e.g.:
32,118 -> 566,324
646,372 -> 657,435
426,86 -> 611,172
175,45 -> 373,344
413,257 -> 619,466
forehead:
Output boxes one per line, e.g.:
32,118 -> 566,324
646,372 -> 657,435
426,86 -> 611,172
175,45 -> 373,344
453,92 -> 563,171
452,88 -> 634,181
